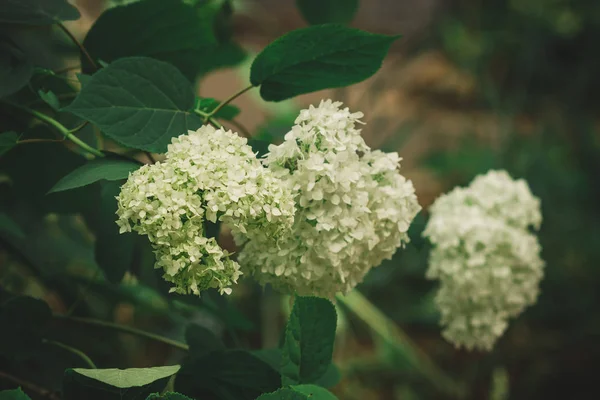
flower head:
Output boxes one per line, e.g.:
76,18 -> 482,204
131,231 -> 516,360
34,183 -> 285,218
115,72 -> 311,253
116,126 -> 295,296
423,170 -> 544,351
239,100 -> 421,298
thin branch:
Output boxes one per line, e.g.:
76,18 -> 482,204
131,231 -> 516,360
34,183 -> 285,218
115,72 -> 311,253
57,23 -> 99,71
209,85 -> 255,118
18,138 -> 65,144
0,370 -> 61,400
0,101 -> 104,158
54,314 -> 189,351
43,339 -> 97,369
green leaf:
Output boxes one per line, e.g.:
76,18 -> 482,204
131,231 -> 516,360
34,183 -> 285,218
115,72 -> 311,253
250,24 -> 399,101
196,98 -> 240,120
38,89 -> 60,111
281,297 -> 337,385
296,0 -> 359,25
0,296 -> 52,359
71,366 -> 180,388
82,0 -> 216,79
0,213 -> 26,239
82,181 -> 135,283
255,388 -> 306,400
176,350 -> 280,400
256,385 -> 338,400
63,367 -> 175,400
65,57 -> 202,153
0,0 -> 80,25
0,388 -> 32,400
0,131 -> 19,157
291,384 -> 338,400
185,323 -> 225,358
0,37 -> 34,98
48,159 -> 141,194
146,393 -> 193,400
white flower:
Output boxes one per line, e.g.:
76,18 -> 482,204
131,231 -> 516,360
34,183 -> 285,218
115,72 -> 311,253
239,100 -> 421,298
423,170 -> 544,351
116,126 -> 295,296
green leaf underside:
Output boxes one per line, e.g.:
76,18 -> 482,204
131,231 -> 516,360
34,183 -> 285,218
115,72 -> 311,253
146,393 -> 193,400
38,89 -> 61,111
250,24 -> 400,101
72,366 -> 180,389
0,131 -> 19,157
256,385 -> 338,400
0,0 -> 80,25
296,0 -> 359,25
0,388 -> 32,400
196,97 -> 240,120
65,57 -> 202,153
281,297 -> 337,386
48,159 -> 141,193
83,0 -> 215,79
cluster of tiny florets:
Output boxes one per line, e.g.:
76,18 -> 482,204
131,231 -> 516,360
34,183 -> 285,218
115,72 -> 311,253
116,126 -> 295,296
423,170 -> 544,351
238,100 -> 422,298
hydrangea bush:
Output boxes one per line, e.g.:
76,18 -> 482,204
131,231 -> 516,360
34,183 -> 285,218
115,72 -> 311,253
0,0 -> 545,399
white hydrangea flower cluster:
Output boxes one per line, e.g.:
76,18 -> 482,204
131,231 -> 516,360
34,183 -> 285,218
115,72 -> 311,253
423,170 -> 544,351
238,100 -> 422,298
116,126 -> 295,296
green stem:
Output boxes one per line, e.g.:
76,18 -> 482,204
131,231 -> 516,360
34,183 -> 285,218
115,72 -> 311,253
194,109 -> 223,129
1,101 -> 104,157
43,339 -> 97,369
57,23 -> 98,71
209,85 -> 254,118
336,291 -> 466,398
54,314 -> 189,352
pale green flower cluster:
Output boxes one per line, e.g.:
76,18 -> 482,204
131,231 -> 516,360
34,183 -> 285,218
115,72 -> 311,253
116,126 -> 295,296
238,100 -> 422,298
423,170 -> 544,351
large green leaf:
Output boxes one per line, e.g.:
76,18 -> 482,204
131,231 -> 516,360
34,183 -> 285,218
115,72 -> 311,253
48,158 -> 141,194
250,24 -> 399,101
296,0 -> 359,25
0,213 -> 26,239
0,131 -> 19,157
0,296 -> 52,359
281,297 -> 337,385
146,393 -> 193,400
63,367 -> 174,400
0,0 -> 80,25
0,388 -> 32,400
0,37 -> 33,98
82,0 -> 216,79
82,181 -> 135,283
256,385 -> 338,400
176,350 -> 280,400
71,366 -> 180,388
65,57 -> 202,153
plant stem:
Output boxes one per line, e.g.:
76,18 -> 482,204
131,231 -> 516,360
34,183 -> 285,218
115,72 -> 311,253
57,23 -> 99,71
209,85 -> 254,118
43,339 -> 97,369
336,291 -> 466,399
194,109 -> 223,129
54,314 -> 190,352
1,101 -> 104,157
0,370 -> 61,400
